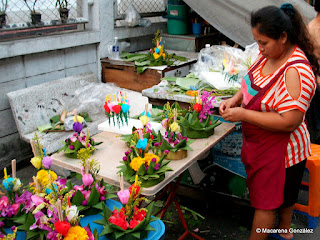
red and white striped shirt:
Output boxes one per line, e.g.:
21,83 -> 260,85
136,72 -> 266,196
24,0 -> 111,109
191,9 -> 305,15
250,46 -> 316,167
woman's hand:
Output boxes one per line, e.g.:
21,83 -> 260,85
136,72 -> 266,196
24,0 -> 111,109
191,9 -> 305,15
219,90 -> 243,115
220,107 -> 244,122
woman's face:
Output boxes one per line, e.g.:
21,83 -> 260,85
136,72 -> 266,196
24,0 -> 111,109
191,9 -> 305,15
252,27 -> 287,59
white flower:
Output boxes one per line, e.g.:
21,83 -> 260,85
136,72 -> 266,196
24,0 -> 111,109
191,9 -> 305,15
66,205 -> 78,222
13,179 -> 22,191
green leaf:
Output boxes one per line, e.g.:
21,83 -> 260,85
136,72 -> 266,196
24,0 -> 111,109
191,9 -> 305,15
131,231 -> 140,238
137,66 -> 148,74
137,163 -> 146,176
26,230 -> 40,240
124,54 -> 148,62
102,202 -> 112,221
73,140 -> 82,151
93,218 -> 106,226
37,123 -> 53,132
87,185 -> 100,206
93,228 -> 99,239
66,179 -> 73,191
114,231 -> 126,239
50,114 -> 61,124
145,224 -> 155,231
100,224 -> 113,236
64,147 -> 76,154
135,60 -> 151,66
13,214 -> 27,224
71,190 -> 85,205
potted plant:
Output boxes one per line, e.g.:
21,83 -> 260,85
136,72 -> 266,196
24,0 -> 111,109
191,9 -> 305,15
0,0 -> 8,27
55,0 -> 69,22
23,0 -> 41,25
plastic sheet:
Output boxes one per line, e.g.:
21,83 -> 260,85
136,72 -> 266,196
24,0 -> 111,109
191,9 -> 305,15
123,3 -> 141,27
190,43 -> 259,89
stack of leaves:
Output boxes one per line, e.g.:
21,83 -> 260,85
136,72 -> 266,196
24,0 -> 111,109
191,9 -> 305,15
94,176 -> 157,240
57,120 -> 102,158
120,30 -> 187,73
37,111 -> 92,132
180,91 -> 222,138
70,144 -> 116,216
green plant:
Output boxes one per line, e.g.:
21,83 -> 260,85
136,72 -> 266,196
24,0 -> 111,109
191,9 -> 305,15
55,0 -> 68,9
23,0 -> 39,13
0,0 -> 7,14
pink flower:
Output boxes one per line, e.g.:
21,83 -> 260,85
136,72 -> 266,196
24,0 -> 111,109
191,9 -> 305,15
84,226 -> 95,240
69,145 -> 75,150
117,189 -> 130,205
82,174 -> 94,186
0,196 -> 9,211
11,203 -> 21,215
31,195 -> 45,206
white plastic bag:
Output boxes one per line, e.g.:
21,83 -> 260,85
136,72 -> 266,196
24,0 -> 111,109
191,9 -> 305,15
124,3 -> 141,27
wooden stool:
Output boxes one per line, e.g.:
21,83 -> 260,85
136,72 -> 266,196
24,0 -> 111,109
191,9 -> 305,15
294,143 -> 320,229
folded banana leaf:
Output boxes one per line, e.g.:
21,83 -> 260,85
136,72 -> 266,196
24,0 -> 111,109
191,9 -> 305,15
180,112 -> 222,139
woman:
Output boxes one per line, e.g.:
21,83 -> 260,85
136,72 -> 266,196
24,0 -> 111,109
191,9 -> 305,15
219,4 -> 318,240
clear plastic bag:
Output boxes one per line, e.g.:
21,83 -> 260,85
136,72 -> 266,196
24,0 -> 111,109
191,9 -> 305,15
74,81 -> 149,117
124,3 -> 141,27
190,43 -> 259,89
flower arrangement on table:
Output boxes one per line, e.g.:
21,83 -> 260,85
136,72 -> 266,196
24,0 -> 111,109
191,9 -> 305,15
0,159 -> 32,236
70,144 -> 116,216
104,91 -> 131,127
120,29 -> 188,74
58,111 -> 102,158
118,108 -> 173,187
180,90 -> 222,139
28,194 -> 96,240
156,105 -> 193,160
94,176 -> 157,240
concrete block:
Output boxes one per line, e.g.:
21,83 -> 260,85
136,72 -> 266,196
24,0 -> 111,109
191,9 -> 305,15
0,132 -> 32,169
25,50 -> 65,77
65,45 -> 97,68
0,78 -> 25,111
26,70 -> 65,88
0,56 -> 24,83
65,63 -> 98,77
0,109 -> 18,138
7,73 -> 98,136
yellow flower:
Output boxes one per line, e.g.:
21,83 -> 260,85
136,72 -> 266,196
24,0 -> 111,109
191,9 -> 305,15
73,115 -> 84,123
31,156 -> 42,169
144,153 -> 159,166
130,157 -> 145,172
139,115 -> 149,126
64,226 -> 88,240
169,122 -> 180,133
153,52 -> 160,59
36,169 -> 57,187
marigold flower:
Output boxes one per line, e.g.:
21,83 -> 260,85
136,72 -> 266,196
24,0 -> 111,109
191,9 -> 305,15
36,169 -> 57,187
64,226 -> 88,240
129,157 -> 145,172
144,153 -> 159,166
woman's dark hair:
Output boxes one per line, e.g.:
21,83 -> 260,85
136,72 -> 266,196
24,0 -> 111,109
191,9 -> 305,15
251,5 -> 319,74
315,0 -> 320,13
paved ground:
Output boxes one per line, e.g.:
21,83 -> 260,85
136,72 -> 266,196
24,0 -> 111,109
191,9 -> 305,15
11,163 -> 320,240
